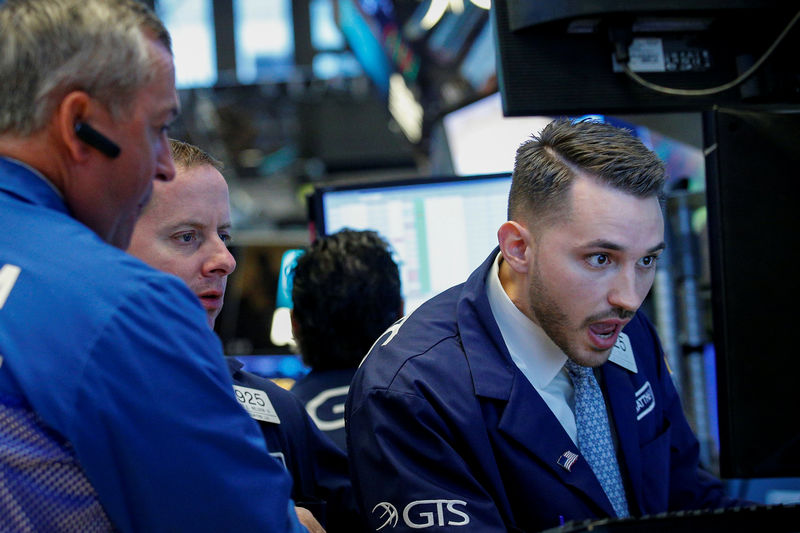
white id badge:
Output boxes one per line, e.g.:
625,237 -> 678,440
233,385 -> 280,424
608,332 -> 638,373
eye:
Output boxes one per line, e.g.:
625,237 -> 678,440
586,253 -> 610,267
219,232 -> 233,246
638,255 -> 659,268
175,232 -> 196,244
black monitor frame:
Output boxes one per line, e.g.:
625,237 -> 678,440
493,0 -> 800,117
704,105 -> 800,479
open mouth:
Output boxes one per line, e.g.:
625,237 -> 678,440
587,321 -> 622,350
590,322 -> 618,338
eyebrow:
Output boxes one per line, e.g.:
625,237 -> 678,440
169,220 -> 232,232
584,240 -> 666,254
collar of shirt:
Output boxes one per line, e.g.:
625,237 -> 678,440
0,156 -> 65,200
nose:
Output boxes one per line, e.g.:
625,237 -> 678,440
155,139 -> 176,182
607,265 -> 643,313
203,237 -> 236,278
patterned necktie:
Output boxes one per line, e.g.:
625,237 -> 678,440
565,359 -> 630,518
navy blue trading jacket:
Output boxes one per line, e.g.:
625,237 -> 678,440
228,359 -> 364,532
346,249 -> 737,532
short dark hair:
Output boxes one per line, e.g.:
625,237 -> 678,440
291,229 -> 402,370
509,118 -> 665,227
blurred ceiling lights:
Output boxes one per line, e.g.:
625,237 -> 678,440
420,0 -> 490,31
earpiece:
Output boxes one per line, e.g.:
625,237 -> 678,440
75,122 -> 121,159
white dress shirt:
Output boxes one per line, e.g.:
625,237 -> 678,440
485,251 -> 579,445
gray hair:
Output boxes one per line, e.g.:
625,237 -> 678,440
0,0 -> 172,136
509,118 -> 666,227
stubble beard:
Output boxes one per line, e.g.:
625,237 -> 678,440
527,263 -> 614,367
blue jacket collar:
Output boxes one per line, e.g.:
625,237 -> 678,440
456,247 -> 517,401
0,157 -> 69,216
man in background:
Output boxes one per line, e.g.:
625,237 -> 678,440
128,139 -> 359,532
291,229 -> 403,451
0,1 -> 310,531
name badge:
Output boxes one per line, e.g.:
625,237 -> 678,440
233,385 -> 280,424
608,332 -> 637,373
635,381 -> 656,420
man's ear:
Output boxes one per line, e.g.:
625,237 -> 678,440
497,221 -> 532,275
55,91 -> 92,162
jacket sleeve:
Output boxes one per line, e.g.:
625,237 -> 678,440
70,278 -> 305,533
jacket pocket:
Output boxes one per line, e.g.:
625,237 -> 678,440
639,421 -> 671,514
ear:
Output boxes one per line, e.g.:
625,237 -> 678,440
54,91 -> 92,162
497,221 -> 532,275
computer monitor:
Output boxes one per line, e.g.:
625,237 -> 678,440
308,173 -> 512,312
442,92 -> 553,175
493,0 -> 800,116
704,106 -> 800,478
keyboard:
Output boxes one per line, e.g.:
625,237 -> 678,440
541,503 -> 800,532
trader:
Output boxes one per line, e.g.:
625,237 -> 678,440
346,118 -> 741,531
128,138 -> 360,532
291,229 -> 403,451
0,1 -> 311,531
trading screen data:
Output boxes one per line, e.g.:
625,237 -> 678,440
321,174 -> 512,312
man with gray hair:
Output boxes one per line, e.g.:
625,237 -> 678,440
0,1 -> 315,531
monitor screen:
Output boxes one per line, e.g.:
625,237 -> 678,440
442,92 -> 552,175
309,173 -> 512,312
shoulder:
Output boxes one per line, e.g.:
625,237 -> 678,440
614,312 -> 673,396
1,199 -> 206,355
352,285 -> 472,397
5,190 -> 195,313
0,196 -> 218,413
291,368 -> 355,401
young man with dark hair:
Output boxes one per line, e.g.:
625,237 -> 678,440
291,229 -> 402,451
346,119 -> 741,531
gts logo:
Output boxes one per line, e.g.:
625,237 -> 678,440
372,499 -> 469,530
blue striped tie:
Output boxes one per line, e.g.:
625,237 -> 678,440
565,359 -> 630,518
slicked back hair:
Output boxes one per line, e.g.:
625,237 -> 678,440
509,118 -> 665,229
